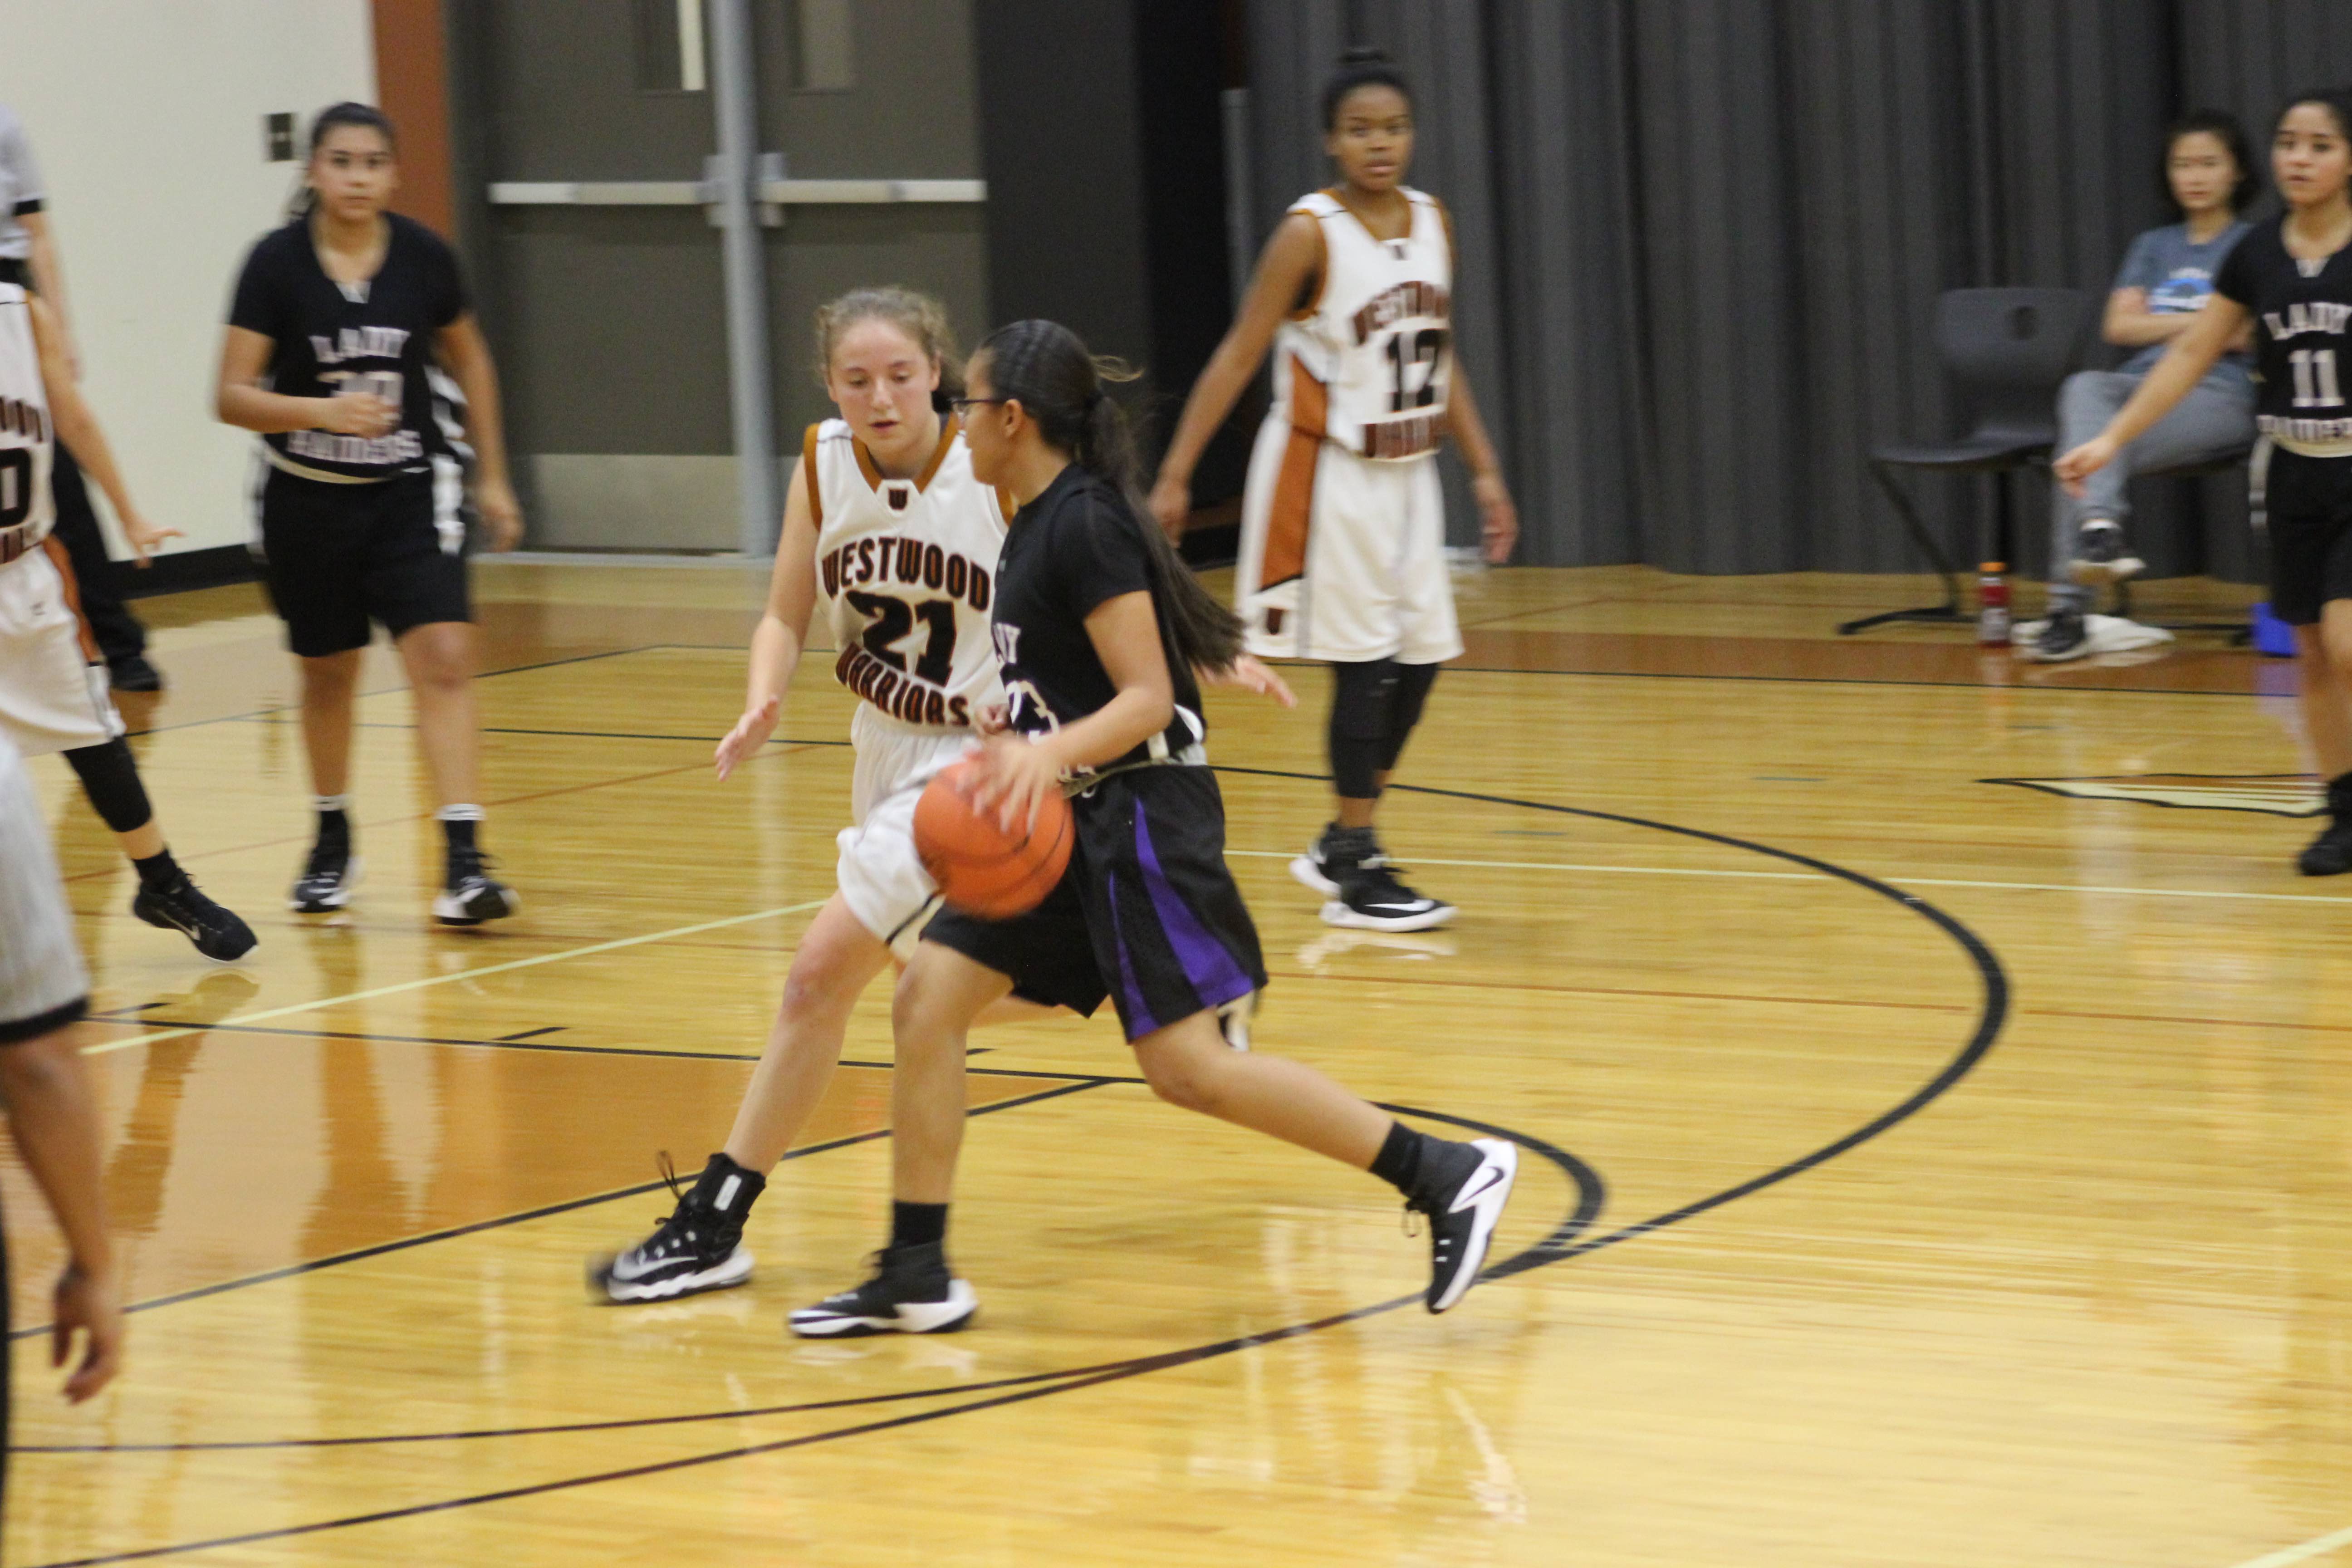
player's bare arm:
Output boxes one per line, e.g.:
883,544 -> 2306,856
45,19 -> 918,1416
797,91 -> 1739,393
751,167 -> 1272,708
29,292 -> 179,563
2055,294 -> 2248,492
433,313 -> 522,549
1446,365 -> 1518,563
970,589 -> 1173,830
717,462 -> 822,781
217,324 -> 397,440
1147,213 -> 1325,537
0,1025 -> 122,1403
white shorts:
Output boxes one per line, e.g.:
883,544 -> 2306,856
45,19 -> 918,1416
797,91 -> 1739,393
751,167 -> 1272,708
0,731 -> 89,1038
836,705 -> 972,959
0,544 -> 123,759
1234,419 -> 1463,665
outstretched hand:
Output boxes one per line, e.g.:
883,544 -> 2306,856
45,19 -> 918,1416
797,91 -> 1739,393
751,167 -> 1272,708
715,695 -> 781,781
117,511 -> 184,567
2051,436 -> 2118,499
1201,654 -> 1297,708
1146,473 -> 1191,543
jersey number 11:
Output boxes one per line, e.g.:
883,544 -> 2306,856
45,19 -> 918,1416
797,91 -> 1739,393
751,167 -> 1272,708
2291,347 -> 2344,409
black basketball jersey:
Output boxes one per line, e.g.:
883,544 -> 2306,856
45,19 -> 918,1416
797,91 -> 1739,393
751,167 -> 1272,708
2214,215 -> 2352,447
227,214 -> 470,479
990,465 -> 1206,770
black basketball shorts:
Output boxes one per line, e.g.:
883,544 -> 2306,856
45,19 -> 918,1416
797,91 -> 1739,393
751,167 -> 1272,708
921,764 -> 1268,1042
2265,448 -> 2352,627
254,461 -> 471,658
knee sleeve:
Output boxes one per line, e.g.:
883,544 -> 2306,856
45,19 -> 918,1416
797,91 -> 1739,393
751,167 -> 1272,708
1376,662 -> 1439,771
1328,660 -> 1398,799
63,737 -> 154,835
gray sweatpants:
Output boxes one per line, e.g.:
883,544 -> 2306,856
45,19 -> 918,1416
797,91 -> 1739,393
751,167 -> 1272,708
0,731 -> 88,1035
2048,368 -> 2255,612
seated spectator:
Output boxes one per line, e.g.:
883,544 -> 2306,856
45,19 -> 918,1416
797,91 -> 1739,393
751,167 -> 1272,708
2030,110 -> 2259,662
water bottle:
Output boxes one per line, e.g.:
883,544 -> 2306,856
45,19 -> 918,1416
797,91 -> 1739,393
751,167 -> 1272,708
1976,561 -> 2011,647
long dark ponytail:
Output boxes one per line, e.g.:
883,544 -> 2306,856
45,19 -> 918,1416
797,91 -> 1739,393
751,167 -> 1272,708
286,102 -> 398,221
975,319 -> 1245,673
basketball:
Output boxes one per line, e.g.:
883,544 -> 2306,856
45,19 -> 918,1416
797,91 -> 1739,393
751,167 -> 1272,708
913,757 -> 1074,918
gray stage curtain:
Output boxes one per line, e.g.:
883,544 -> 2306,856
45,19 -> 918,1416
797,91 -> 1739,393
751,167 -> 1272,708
1245,0 -> 2352,576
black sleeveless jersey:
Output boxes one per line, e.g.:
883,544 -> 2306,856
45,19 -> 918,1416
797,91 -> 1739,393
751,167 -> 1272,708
227,214 -> 470,479
2214,215 -> 2352,445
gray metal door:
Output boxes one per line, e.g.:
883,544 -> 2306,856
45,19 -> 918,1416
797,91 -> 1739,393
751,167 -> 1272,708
458,0 -> 988,553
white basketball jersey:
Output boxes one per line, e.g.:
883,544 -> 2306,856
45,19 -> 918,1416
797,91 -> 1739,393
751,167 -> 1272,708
1272,188 -> 1454,462
0,284 -> 55,569
806,416 -> 1010,731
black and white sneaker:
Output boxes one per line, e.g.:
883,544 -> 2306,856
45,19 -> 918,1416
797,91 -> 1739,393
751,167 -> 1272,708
2069,518 -> 2145,585
2299,774 -> 2352,877
787,1241 -> 979,1338
1408,1137 -> 1519,1313
290,838 -> 362,912
588,1153 -> 762,1303
434,848 -> 518,926
1297,824 -> 1456,931
1288,821 -> 1346,897
2026,603 -> 2092,663
132,873 -> 257,963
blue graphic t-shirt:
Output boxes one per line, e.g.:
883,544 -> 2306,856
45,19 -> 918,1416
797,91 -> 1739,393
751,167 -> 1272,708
2114,220 -> 2253,377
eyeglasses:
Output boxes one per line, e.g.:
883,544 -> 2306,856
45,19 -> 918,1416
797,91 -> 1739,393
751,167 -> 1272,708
948,397 -> 1007,415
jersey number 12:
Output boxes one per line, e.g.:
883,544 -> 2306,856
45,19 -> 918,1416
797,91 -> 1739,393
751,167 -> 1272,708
2291,348 -> 2344,408
1384,328 -> 1448,413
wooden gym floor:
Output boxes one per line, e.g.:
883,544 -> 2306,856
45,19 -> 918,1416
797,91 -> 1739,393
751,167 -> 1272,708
9,561 -> 2351,1567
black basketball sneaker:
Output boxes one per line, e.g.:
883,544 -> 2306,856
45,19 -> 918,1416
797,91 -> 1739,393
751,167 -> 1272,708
132,872 -> 257,962
2029,603 -> 2092,663
435,846 -> 519,926
788,1241 -> 979,1337
290,836 -> 362,913
588,1153 -> 763,1303
2069,517 -> 2145,584
2299,774 -> 2352,877
1294,823 -> 1456,932
1407,1137 -> 1519,1313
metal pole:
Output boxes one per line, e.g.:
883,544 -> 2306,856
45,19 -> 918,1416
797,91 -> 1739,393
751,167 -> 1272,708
707,0 -> 777,556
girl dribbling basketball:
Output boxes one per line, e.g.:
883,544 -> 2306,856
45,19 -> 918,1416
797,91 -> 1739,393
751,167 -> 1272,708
788,320 -> 1518,1338
588,290 -> 1289,1303
1149,47 -> 1518,934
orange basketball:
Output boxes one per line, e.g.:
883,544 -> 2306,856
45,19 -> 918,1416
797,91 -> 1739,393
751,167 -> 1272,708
914,757 -> 1075,919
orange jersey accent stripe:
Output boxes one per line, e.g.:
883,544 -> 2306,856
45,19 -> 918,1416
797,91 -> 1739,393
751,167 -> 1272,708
1259,354 -> 1328,591
42,535 -> 100,662
802,424 -> 823,528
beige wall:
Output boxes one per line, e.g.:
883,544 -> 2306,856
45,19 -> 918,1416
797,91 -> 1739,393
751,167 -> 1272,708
0,0 -> 374,556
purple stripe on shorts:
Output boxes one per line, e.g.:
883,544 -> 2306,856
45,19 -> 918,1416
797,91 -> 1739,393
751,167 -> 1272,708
1105,871 -> 1159,1038
1133,799 -> 1254,1009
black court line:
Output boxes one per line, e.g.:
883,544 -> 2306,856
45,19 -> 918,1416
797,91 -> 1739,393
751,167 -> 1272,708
18,1107 -> 1600,1458
5,1082 -> 1100,1343
23,779 -> 2007,1566
116,644 -> 666,741
1437,661 -> 2275,699
494,1026 -> 567,1042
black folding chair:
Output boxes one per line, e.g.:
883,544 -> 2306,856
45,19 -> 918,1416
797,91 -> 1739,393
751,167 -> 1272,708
1840,288 -> 2094,636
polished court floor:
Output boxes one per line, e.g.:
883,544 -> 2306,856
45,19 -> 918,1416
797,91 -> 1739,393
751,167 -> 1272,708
10,560 -> 2352,1567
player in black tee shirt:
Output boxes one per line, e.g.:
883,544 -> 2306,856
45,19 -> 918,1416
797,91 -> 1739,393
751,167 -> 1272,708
2059,88 -> 2352,877
216,104 -> 522,925
787,319 -> 1521,1338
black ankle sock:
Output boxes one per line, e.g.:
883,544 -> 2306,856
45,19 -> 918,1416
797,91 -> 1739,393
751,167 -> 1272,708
131,848 -> 181,892
441,816 -> 479,855
693,1152 -> 765,1219
891,1200 -> 948,1250
1369,1122 -> 1425,1197
316,808 -> 350,846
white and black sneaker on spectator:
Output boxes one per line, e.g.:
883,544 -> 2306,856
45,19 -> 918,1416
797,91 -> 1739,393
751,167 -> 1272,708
788,1241 -> 978,1338
1408,1137 -> 1519,1313
434,847 -> 518,926
2026,603 -> 2092,663
588,1153 -> 762,1303
290,838 -> 362,913
2069,517 -> 2145,584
